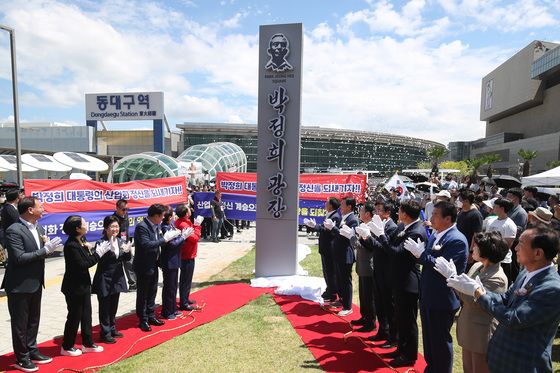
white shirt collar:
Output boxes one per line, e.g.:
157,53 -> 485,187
341,212 -> 353,222
521,264 -> 554,289
19,217 -> 38,229
435,224 -> 456,243
326,210 -> 336,219
404,218 -> 420,231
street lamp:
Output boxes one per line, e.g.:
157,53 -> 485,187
0,24 -> 23,189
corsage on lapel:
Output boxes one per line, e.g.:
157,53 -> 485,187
40,235 -> 48,244
432,244 -> 442,251
397,231 -> 406,238
514,282 -> 534,297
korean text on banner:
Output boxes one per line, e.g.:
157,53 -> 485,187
24,176 -> 188,213
216,172 -> 367,203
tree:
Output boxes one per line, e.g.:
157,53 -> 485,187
518,149 -> 538,176
426,146 -> 449,174
467,157 -> 487,178
483,154 -> 502,178
546,160 -> 560,170
439,160 -> 469,175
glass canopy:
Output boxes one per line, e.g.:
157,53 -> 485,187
177,142 -> 247,178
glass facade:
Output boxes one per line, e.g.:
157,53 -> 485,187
109,152 -> 181,182
532,46 -> 560,79
177,142 -> 247,178
180,123 -> 442,173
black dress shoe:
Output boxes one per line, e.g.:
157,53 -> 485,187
383,350 -> 401,358
179,305 -> 195,311
350,318 -> 365,326
389,356 -> 415,368
379,340 -> 398,349
100,336 -> 116,344
187,299 -> 196,305
15,359 -> 38,372
148,318 -> 165,326
30,352 -> 52,364
112,331 -> 124,338
368,332 -> 388,342
139,322 -> 152,332
356,324 -> 376,333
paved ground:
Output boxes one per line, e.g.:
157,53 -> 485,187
0,226 -> 318,356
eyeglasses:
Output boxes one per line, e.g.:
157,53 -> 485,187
119,207 -> 129,211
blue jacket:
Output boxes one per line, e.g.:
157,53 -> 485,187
159,223 -> 186,270
133,219 -> 165,275
314,210 -> 341,255
331,213 -> 359,264
419,226 -> 468,310
480,266 -> 560,373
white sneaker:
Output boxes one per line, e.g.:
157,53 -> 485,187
82,344 -> 104,353
60,347 -> 82,357
338,309 -> 353,317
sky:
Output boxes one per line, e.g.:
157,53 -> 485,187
0,0 -> 558,145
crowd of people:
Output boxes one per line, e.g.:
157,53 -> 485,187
0,193 -> 203,372
305,175 -> 560,373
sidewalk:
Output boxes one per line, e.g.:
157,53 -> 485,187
0,227 -> 318,356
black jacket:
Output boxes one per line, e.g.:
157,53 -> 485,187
133,219 -> 165,275
61,237 -> 100,296
315,210 -> 341,255
1,220 -> 48,293
91,237 -> 131,297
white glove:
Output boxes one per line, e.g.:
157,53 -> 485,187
339,225 -> 354,239
194,215 -> 204,226
434,257 -> 457,279
404,237 -> 425,258
163,229 -> 181,242
44,236 -> 63,254
323,218 -> 334,230
181,227 -> 195,239
95,241 -> 111,257
304,218 -> 317,228
122,241 -> 133,253
355,223 -> 371,240
447,273 -> 483,297
367,215 -> 385,237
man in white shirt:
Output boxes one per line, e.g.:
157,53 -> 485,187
486,198 -> 518,284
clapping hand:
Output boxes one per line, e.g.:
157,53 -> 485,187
194,215 -> 204,226
434,257 -> 457,279
447,273 -> 483,297
95,240 -> 111,257
403,237 -> 425,258
163,229 -> 181,242
44,236 -> 63,254
323,218 -> 335,230
304,218 -> 317,228
355,223 -> 371,240
181,227 -> 195,239
339,225 -> 354,239
122,241 -> 133,253
367,215 -> 385,237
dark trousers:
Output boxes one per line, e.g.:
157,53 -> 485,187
358,276 -> 375,324
161,268 -> 179,317
7,289 -> 42,361
420,305 -> 457,373
63,292 -> 94,349
335,261 -> 353,310
320,250 -> 338,299
123,256 -> 137,286
373,270 -> 395,338
136,270 -> 159,323
394,290 -> 419,361
97,293 -> 120,339
179,259 -> 195,308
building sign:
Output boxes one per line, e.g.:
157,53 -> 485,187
256,23 -> 303,276
85,91 -> 164,121
484,79 -> 493,111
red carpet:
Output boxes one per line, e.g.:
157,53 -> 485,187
0,283 -> 269,373
272,294 -> 427,373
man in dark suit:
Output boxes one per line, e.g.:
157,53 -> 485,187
133,204 -> 180,332
326,196 -> 359,316
112,199 -> 137,290
305,197 -> 341,303
1,197 -> 62,372
449,225 -> 560,373
404,200 -> 468,373
1,189 -> 21,245
369,200 -> 426,367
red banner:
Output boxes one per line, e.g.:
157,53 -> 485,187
216,172 -> 367,203
24,177 -> 188,213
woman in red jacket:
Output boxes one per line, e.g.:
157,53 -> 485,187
175,204 -> 202,311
